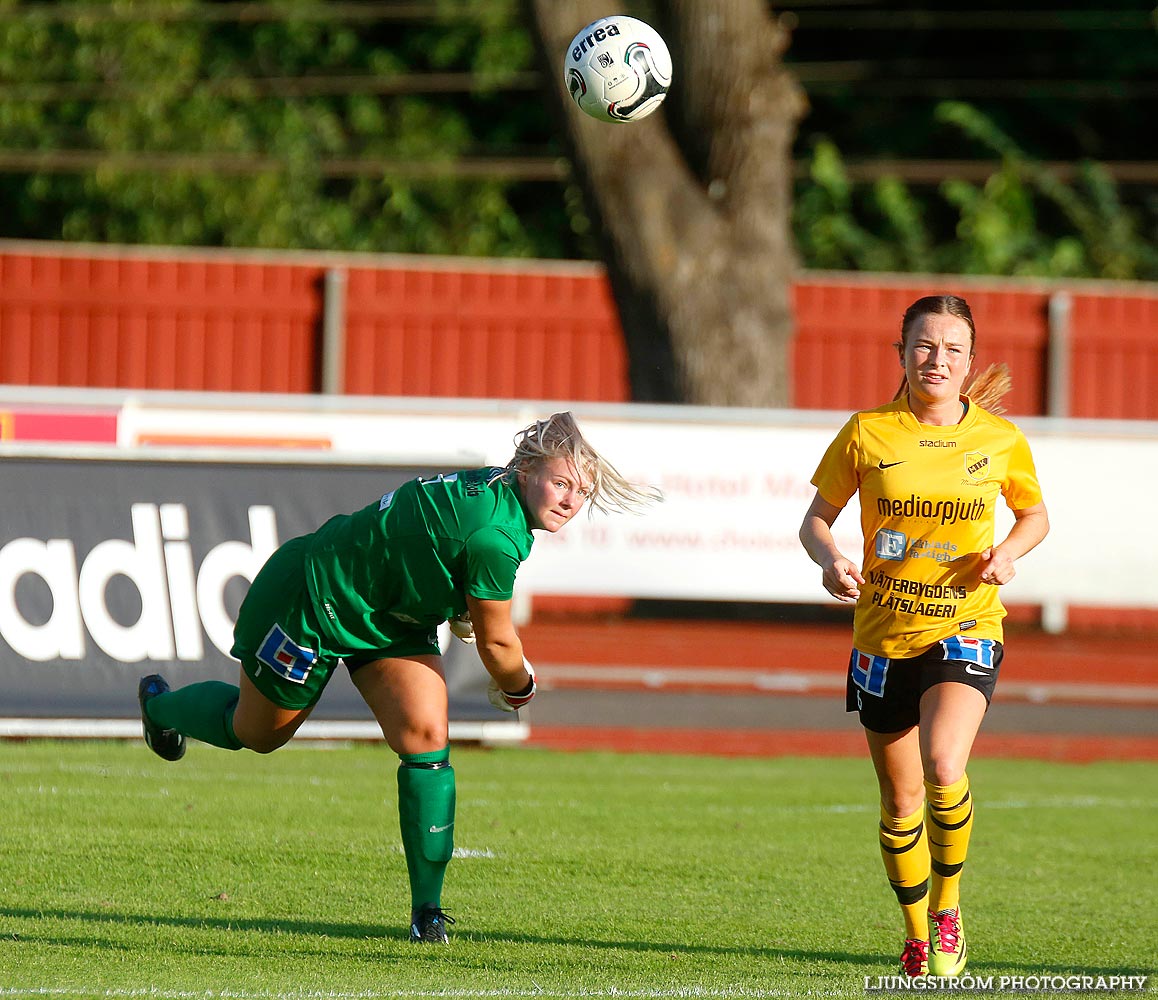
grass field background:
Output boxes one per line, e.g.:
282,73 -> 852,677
2,741 -> 1155,998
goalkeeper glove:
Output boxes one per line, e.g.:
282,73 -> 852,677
487,658 -> 537,712
449,612 -> 475,644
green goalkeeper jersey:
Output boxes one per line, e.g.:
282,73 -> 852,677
302,467 -> 534,653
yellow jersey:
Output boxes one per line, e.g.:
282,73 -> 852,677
811,395 -> 1043,658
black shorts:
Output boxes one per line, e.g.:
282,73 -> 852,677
845,637 -> 1003,734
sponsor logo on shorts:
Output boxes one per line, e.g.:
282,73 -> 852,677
940,635 -> 996,669
850,649 -> 889,698
256,624 -> 317,685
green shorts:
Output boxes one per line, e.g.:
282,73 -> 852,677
231,536 -> 442,710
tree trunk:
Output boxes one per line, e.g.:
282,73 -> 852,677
527,0 -> 806,407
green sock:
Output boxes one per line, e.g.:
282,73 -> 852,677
397,746 -> 455,909
146,681 -> 244,751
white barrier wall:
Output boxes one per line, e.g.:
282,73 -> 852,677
104,391 -> 1158,612
7,389 -> 1150,733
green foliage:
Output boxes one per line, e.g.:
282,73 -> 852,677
2,741 -> 1157,996
794,102 -> 1158,280
0,5 -> 1152,276
794,139 -> 936,273
0,0 -> 566,256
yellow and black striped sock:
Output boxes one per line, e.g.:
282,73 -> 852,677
879,803 -> 930,940
926,774 -> 973,913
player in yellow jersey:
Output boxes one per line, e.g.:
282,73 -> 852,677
799,295 -> 1049,978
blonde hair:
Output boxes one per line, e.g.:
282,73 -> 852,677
892,294 -> 1013,414
499,411 -> 662,516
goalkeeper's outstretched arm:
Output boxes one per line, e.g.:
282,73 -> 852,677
466,593 -> 536,711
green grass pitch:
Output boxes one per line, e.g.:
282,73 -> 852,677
1,741 -> 1155,998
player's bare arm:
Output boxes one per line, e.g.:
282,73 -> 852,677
799,491 -> 864,602
979,502 -> 1050,585
466,594 -> 531,692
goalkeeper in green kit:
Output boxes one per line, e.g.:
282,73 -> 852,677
138,412 -> 659,943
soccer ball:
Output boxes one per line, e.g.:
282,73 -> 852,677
564,15 -> 672,123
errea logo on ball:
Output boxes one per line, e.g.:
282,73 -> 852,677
0,503 -> 278,664
570,22 -> 621,62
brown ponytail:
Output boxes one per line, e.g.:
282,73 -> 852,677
963,362 -> 1012,414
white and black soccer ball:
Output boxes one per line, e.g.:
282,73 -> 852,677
564,15 -> 672,123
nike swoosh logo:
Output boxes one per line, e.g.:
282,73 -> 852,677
428,823 -> 454,834
878,460 -> 905,469
964,666 -> 991,675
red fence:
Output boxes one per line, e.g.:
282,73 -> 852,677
790,278 -> 1053,416
0,249 -> 319,392
2,240 -> 1157,419
342,264 -> 628,401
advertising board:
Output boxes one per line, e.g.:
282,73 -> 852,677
0,452 -> 518,740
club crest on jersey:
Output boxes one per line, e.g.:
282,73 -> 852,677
257,624 -> 317,684
964,451 -> 990,481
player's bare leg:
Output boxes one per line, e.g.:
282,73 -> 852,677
351,654 -> 448,755
918,683 -> 986,787
230,671 -> 315,753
